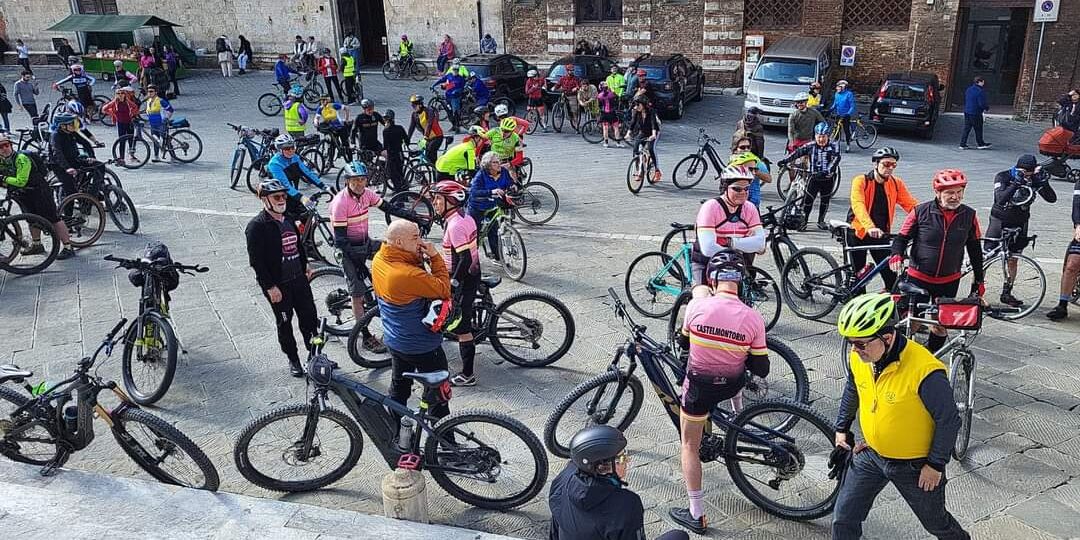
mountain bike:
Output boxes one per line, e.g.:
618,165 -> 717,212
626,137 -> 658,194
957,226 -> 1046,320
52,184 -> 106,250
543,289 -> 836,521
347,274 -> 575,369
114,117 -> 203,164
298,191 -> 339,266
257,75 -> 322,116
53,160 -> 139,235
227,123 -> 278,190
104,252 -> 208,405
671,128 -> 729,190
830,113 -> 877,150
0,193 -> 60,275
0,318 -> 219,490
478,197 -> 528,281
307,252 -> 377,338
774,162 -> 841,201
382,54 -> 429,81
232,319 -> 548,510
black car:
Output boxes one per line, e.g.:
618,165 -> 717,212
869,71 -> 944,139
459,53 -> 538,100
545,55 -> 619,88
631,54 -> 705,119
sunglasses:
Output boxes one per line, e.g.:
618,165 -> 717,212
879,161 -> 898,169
847,337 -> 879,351
267,194 -> 287,201
736,145 -> 752,151
728,185 -> 748,193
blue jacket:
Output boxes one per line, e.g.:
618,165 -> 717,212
470,78 -> 491,105
267,152 -> 325,197
434,73 -> 466,98
963,84 -> 988,115
468,168 -> 514,214
829,89 -> 856,116
376,297 -> 443,354
274,60 -> 297,82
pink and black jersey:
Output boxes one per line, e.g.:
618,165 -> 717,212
442,211 -> 480,274
329,187 -> 381,244
682,291 -> 768,378
696,198 -> 761,243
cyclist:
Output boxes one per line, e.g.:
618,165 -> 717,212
407,94 -> 444,166
101,87 -> 140,165
550,425 -> 690,540
48,112 -> 94,205
482,117 -> 523,179
466,71 -> 491,107
890,169 -> 985,353
605,64 -> 627,98
314,94 -> 352,162
445,57 -> 469,78
282,85 -> 309,139
691,165 -> 766,283
473,104 -> 494,131
728,143 -> 770,207
987,154 -> 1056,307
381,109 -> 409,191
397,35 -> 414,68
807,81 -> 823,110
273,54 -> 299,93
828,80 -> 857,152
554,64 -> 582,128
111,60 -> 138,90
833,293 -> 965,540
352,98 -> 383,156
52,64 -> 97,119
469,152 -> 514,263
430,180 -> 483,386
431,68 -> 466,132
59,93 -> 105,149
577,78 -> 599,121
491,104 -> 530,170
0,132 -> 75,260
597,81 -> 624,148
627,97 -> 662,184
266,134 -> 332,219
1047,174 -> 1080,320
777,121 -> 842,230
435,126 -> 483,182
525,69 -> 549,133
847,147 -> 918,292
670,250 -> 769,535
787,92 -> 825,156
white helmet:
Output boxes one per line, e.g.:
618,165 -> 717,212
836,79 -> 849,88
527,69 -> 538,77
793,92 -> 810,102
494,103 -> 509,117
113,60 -> 123,67
721,164 -> 755,183
339,47 -> 347,54
274,134 -> 297,149
0,132 -> 12,145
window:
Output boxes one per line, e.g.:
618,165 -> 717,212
843,0 -> 912,31
577,0 -> 622,23
744,0 -> 802,29
510,57 -> 529,74
77,0 -> 119,14
751,58 -> 816,85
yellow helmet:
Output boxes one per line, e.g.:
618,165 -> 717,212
837,293 -> 896,338
500,117 -> 518,131
729,151 -> 759,167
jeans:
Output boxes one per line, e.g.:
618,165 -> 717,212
237,53 -> 249,71
832,449 -> 969,540
18,58 -> 32,75
22,103 -> 38,121
349,48 -> 361,68
0,113 -> 8,132
389,346 -> 451,423
437,55 -> 449,73
960,113 -> 985,146
266,277 -> 319,364
323,76 -> 343,102
448,94 -> 462,127
116,122 -> 134,155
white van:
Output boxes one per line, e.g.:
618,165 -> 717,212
744,37 -> 833,127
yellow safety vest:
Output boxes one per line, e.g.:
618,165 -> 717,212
342,55 -> 356,78
849,339 -> 945,460
284,102 -> 304,133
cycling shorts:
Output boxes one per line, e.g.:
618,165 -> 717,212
984,219 -> 1030,254
341,240 -> 380,297
1067,240 -> 1080,257
600,111 -> 618,124
451,272 -> 480,335
681,370 -> 746,420
12,187 -> 60,224
527,97 -> 544,108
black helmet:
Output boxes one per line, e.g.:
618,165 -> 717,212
383,109 -> 396,120
473,104 -> 489,116
569,425 -> 626,475
871,146 -> 900,162
360,98 -> 373,109
706,249 -> 745,285
256,180 -> 289,197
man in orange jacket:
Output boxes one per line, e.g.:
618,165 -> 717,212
847,147 -> 917,291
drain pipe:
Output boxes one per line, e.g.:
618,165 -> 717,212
910,23 -> 918,71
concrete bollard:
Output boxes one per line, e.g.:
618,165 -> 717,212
381,467 -> 429,523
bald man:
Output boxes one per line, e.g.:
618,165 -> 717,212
372,220 -> 453,420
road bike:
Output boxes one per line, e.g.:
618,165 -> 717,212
347,273 -> 575,369
52,160 -> 139,235
957,226 -> 1046,320
543,289 -> 836,521
0,192 -> 60,275
0,318 -> 219,489
113,117 -> 203,165
227,123 -> 278,190
382,54 -> 429,81
626,137 -> 658,194
232,319 -> 548,510
104,251 -> 208,405
671,128 -> 730,190
829,113 -> 877,150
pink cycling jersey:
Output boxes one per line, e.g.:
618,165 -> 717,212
329,187 -> 381,243
696,198 -> 761,243
442,210 -> 480,273
682,291 -> 768,377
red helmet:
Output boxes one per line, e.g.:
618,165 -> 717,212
433,180 -> 467,205
636,68 -> 646,77
932,169 -> 968,191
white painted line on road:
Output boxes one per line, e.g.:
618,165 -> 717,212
141,204 -> 258,218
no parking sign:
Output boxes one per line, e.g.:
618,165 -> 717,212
1034,0 -> 1059,23
840,45 -> 856,67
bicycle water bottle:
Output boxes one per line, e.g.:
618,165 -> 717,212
63,405 -> 79,434
397,417 -> 416,452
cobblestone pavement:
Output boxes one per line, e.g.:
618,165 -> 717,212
3,67 -> 1080,539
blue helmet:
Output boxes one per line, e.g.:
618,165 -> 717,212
289,84 -> 304,97
64,100 -> 85,116
53,112 -> 78,126
814,122 -> 830,136
343,160 -> 368,178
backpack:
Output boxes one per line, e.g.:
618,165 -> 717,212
128,242 -> 180,293
215,37 -> 227,53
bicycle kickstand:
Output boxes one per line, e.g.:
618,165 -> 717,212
40,445 -> 73,477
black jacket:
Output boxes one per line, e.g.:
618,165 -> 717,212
893,201 -> 984,285
245,210 -> 310,292
990,169 -> 1056,223
49,129 -> 89,168
1057,95 -> 1080,132
548,464 -> 645,540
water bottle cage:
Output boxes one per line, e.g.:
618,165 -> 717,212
397,453 -> 421,470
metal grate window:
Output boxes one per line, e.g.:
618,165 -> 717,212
744,0 -> 803,29
843,0 -> 912,30
577,0 -> 623,23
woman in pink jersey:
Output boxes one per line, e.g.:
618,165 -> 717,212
690,165 -> 766,285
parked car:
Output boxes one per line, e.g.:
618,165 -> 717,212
869,71 -> 944,139
545,55 -> 619,89
744,36 -> 834,127
459,53 -> 538,100
631,53 -> 705,119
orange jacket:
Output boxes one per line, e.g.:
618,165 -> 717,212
371,243 -> 450,306
849,173 -> 918,239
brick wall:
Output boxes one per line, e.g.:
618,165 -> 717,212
702,0 -> 742,86
503,0 -> 547,57
1015,1 -> 1080,118
575,24 -> 622,58
546,0 -> 575,55
651,0 -> 703,59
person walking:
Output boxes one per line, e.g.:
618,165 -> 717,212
237,35 -> 253,75
245,180 -> 319,377
56,38 -> 76,69
437,35 -> 456,74
163,46 -> 181,96
959,76 -> 991,150
13,71 -> 40,121
15,40 -> 32,76
316,49 -> 343,103
216,35 -> 234,78
832,293 -> 966,540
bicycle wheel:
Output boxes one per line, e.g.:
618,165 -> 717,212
410,61 -> 430,81
775,165 -> 802,200
347,307 -> 393,369
229,149 -> 247,189
112,407 -> 219,491
302,88 -> 321,110
302,148 -> 329,177
770,235 -> 800,274
308,266 -> 356,337
0,213 -> 60,275
488,291 -> 575,367
854,122 -> 878,149
660,228 -> 691,260
747,266 -> 782,331
233,403 -> 363,492
829,166 -> 843,197
624,251 -> 685,318
429,98 -> 450,122
121,313 -> 178,406
384,191 -> 435,231
0,386 -> 59,465
543,367 -> 644,459
92,96 -> 110,123
58,193 -> 106,248
112,136 -> 151,170
168,129 -> 203,163
499,223 -> 527,281
512,181 -> 559,226
311,217 -> 338,265
950,351 -> 974,461
626,157 -> 645,194
525,109 -> 540,135
724,399 -> 838,521
672,154 -> 707,189
580,119 -> 603,144
424,410 -> 548,510
780,248 -> 843,320
668,289 -> 693,359
381,61 -> 398,80
103,185 -> 140,234
552,102 -> 565,133
246,157 -> 271,194
258,93 -> 284,116
963,253 -> 1045,320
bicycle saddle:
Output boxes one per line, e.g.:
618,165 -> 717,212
897,281 -> 930,298
403,370 -> 449,387
828,219 -> 851,231
0,364 -> 32,384
670,222 -> 694,232
481,274 -> 502,289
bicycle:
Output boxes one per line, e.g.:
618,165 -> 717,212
226,123 -> 278,190
257,75 -> 322,116
382,54 -> 429,81
478,196 -> 528,281
347,273 -> 575,369
671,128 -> 730,190
52,86 -> 108,124
113,117 -> 203,165
104,252 -> 208,405
543,289 -> 836,521
550,90 -> 583,133
829,113 -> 877,150
245,134 -> 323,193
232,318 -> 548,509
626,137 -> 658,194
774,162 -> 842,203
52,160 -> 139,235
957,226 -> 1046,320
0,192 -> 60,275
0,318 -> 220,489
580,103 -> 630,145
780,220 -> 897,320
13,107 -> 52,154
297,191 -> 339,266
303,124 -> 354,177
50,177 -> 107,250
333,149 -> 391,195
306,249 -> 378,338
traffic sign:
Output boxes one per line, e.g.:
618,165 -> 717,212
840,45 -> 856,67
1034,0 -> 1059,23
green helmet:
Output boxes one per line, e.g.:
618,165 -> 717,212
837,293 -> 896,338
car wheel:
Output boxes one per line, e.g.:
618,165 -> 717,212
692,78 -> 704,102
673,97 -> 685,119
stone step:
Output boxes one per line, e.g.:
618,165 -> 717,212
0,460 -> 521,539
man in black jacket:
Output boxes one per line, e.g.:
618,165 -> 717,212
1048,176 -> 1080,320
987,155 -> 1056,307
245,180 -> 318,377
48,113 -> 94,204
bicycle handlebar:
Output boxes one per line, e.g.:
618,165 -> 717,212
104,255 -> 209,275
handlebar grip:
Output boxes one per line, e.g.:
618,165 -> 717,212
195,265 -> 210,273
108,318 -> 128,340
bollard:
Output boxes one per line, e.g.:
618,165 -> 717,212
381,467 -> 428,523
